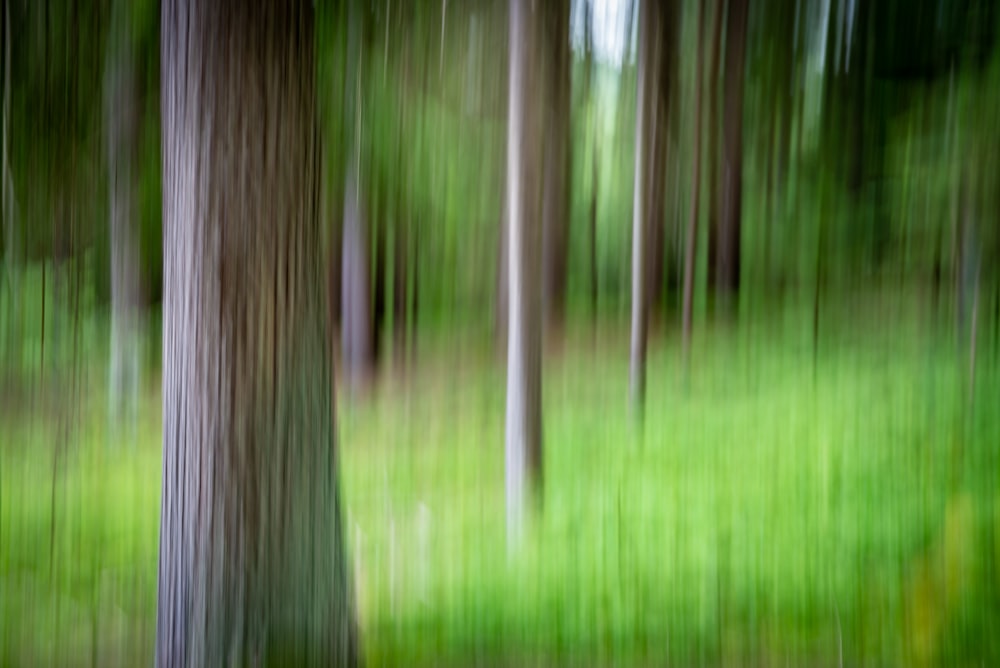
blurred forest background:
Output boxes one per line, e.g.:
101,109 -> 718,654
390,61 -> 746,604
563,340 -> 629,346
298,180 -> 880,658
2,0 -> 1000,665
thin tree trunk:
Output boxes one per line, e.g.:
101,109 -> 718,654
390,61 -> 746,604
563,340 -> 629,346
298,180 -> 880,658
589,144 -> 599,318
682,0 -> 707,372
630,0 -> 660,415
324,159 -> 342,333
371,190 -> 387,364
716,0 -> 749,304
542,0 -> 570,327
705,0 -> 725,299
392,198 -> 408,366
646,101 -> 666,316
647,1 -> 679,315
495,183 -> 509,349
342,165 -> 374,392
585,0 -> 598,319
812,207 -> 825,374
106,0 -> 142,429
505,0 -> 543,551
2,0 -> 19,374
157,3 -> 357,665
763,97 -> 776,287
969,270 -> 979,404
341,4 -> 374,393
991,272 -> 998,361
40,260 -> 45,376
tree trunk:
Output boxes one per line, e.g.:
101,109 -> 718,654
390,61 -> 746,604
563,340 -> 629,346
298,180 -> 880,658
157,3 -> 358,665
647,1 -> 679,315
371,190 -> 387,364
957,183 -> 980,342
341,4 -> 374,393
2,0 -> 20,374
705,0 -> 725,299
682,0 -> 707,371
716,0 -> 748,304
630,0 -> 662,415
762,94 -> 776,286
106,0 -> 142,429
585,0 -> 598,319
646,100 -> 666,316
589,144 -> 599,318
392,200 -> 408,366
541,0 -> 570,327
505,0 -> 543,551
495,183 -> 509,349
324,160 -> 342,334
342,165 -> 374,392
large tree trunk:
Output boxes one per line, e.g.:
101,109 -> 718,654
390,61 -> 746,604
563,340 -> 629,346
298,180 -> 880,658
157,2 -> 358,665
505,0 -> 543,551
682,0 -> 707,371
106,0 -> 142,429
541,0 -> 570,327
715,0 -> 749,303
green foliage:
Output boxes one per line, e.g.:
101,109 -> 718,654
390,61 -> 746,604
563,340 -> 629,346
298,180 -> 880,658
3,286 -> 999,665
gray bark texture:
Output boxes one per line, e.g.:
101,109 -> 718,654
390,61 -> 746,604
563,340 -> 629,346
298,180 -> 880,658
505,0 -> 544,551
157,2 -> 358,665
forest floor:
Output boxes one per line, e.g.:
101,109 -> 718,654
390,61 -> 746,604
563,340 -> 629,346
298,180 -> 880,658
1,285 -> 1000,666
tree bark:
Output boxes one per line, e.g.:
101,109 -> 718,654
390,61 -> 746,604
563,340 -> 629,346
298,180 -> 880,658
505,0 -> 543,551
157,2 -> 358,665
541,0 -> 571,327
341,4 -> 374,393
762,92 -> 776,285
705,0 -> 725,298
342,165 -> 373,391
589,144 -> 599,318
2,0 -> 20,373
716,0 -> 749,303
646,97 -> 666,315
647,0 -> 679,315
585,0 -> 597,318
630,0 -> 669,414
682,0 -> 707,371
371,189 -> 387,363
106,0 -> 142,428
324,159 -> 342,334
495,182 -> 509,349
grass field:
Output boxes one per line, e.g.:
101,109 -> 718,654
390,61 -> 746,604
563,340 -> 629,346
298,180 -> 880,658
2,285 -> 999,666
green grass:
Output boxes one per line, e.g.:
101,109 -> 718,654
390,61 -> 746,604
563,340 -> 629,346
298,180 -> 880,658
2,287 -> 1000,666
